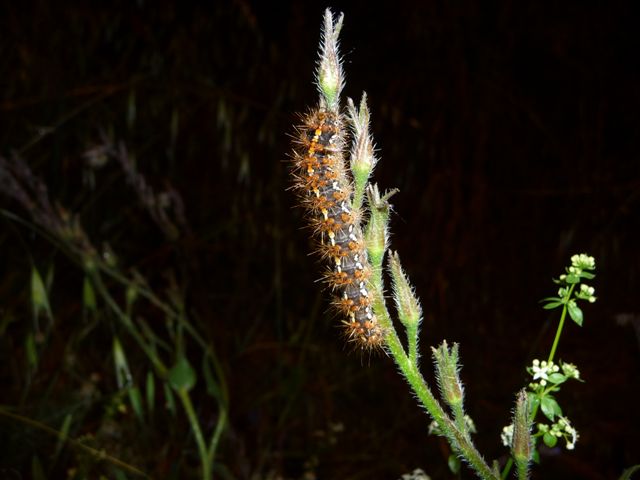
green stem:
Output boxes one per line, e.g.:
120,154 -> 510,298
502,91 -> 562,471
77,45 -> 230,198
515,458 -> 529,480
501,458 -> 513,479
178,389 -> 211,480
452,402 -> 466,433
207,407 -> 228,471
407,324 -> 419,367
90,271 -> 167,377
547,284 -> 575,364
100,263 -> 212,354
383,318 -> 496,479
369,268 -> 497,480
502,285 -> 576,479
0,407 -> 149,478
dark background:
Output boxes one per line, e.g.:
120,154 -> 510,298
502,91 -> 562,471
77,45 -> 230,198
1,0 -> 639,479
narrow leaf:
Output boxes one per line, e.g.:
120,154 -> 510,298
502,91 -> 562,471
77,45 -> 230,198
128,386 -> 144,422
113,337 -> 133,388
25,332 -> 38,371
31,266 -> 52,321
543,301 -> 563,310
54,413 -> 73,461
618,465 -> 640,480
83,276 -> 97,312
146,371 -> 156,416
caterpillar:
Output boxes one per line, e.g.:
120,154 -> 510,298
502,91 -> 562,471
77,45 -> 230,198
291,107 -> 385,351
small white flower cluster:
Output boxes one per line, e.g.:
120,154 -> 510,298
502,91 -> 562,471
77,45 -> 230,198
571,253 -> 595,270
577,284 -> 597,303
501,424 -> 514,447
561,362 -> 581,380
530,359 -> 559,387
538,417 -> 579,450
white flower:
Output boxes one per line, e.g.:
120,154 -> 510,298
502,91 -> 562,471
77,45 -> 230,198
561,362 -> 581,380
558,417 -> 578,450
531,359 -> 555,385
571,253 -> 595,270
501,424 -> 514,447
578,284 -> 597,303
580,284 -> 595,296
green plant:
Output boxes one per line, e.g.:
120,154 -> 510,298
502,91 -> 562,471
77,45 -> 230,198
290,9 -> 599,479
0,147 -> 228,479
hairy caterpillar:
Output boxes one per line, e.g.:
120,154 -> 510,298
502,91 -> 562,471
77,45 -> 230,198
291,107 -> 385,351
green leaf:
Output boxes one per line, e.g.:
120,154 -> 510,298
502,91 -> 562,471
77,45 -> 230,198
447,454 -> 461,474
541,296 -> 562,303
541,396 -> 562,421
543,301 -> 563,310
580,271 -> 595,279
31,266 -> 52,321
543,432 -> 557,448
568,303 -> 584,326
112,337 -> 132,388
618,465 -> 640,480
54,413 -> 73,461
532,449 -> 540,464
128,386 -> 144,422
527,392 -> 540,412
25,332 -> 38,371
146,371 -> 155,416
566,274 -> 580,284
168,356 -> 196,392
548,373 -> 567,384
83,276 -> 97,312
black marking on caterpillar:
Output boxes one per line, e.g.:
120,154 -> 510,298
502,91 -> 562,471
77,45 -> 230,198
291,108 -> 384,351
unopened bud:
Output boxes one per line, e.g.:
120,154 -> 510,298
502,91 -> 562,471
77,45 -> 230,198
316,9 -> 344,112
512,390 -> 533,466
364,184 -> 394,269
389,252 -> 422,329
432,341 -> 464,409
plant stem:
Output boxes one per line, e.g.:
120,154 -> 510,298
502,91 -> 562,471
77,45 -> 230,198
178,388 -> 211,480
407,323 -> 419,367
90,271 -> 168,377
384,319 -> 497,479
547,284 -> 575,364
369,268 -> 497,480
501,285 -> 576,479
515,458 -> 529,480
501,458 -> 513,479
0,407 -> 149,478
207,407 -> 228,470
